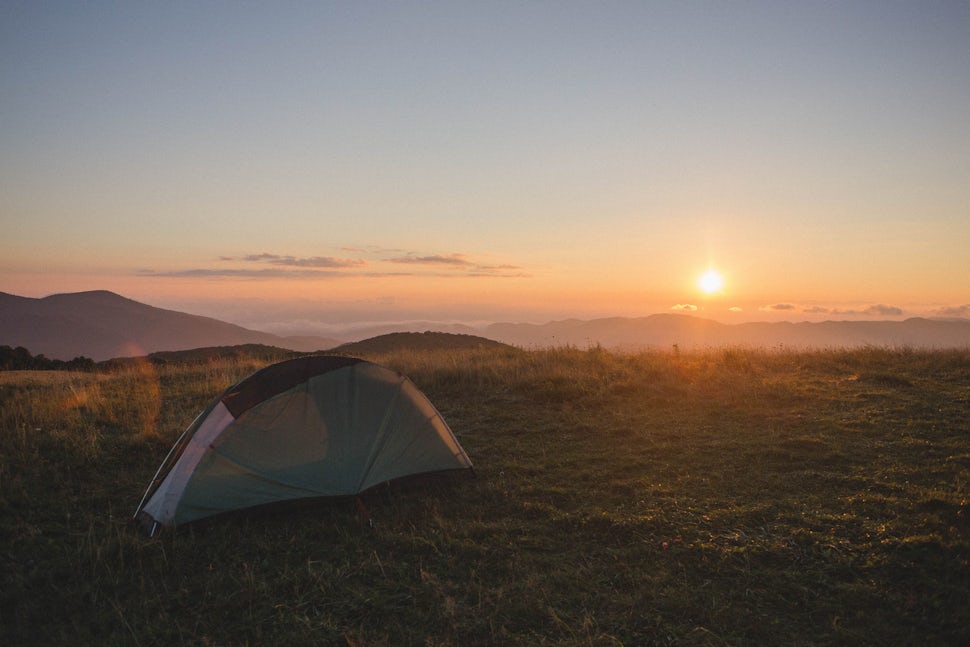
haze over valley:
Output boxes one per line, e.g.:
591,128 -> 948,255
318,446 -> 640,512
3,290 -> 969,361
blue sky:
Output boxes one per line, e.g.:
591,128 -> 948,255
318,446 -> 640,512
2,1 -> 969,332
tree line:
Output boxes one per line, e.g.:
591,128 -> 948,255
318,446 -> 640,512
0,345 -> 96,371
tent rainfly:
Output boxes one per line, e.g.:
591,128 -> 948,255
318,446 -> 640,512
134,356 -> 472,535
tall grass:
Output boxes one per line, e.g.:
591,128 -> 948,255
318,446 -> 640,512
1,347 -> 968,645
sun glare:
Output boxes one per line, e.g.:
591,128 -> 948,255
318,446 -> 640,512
698,269 -> 724,295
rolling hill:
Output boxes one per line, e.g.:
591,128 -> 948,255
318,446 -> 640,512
331,331 -> 515,355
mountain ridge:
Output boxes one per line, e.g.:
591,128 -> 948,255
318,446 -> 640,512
0,291 -> 339,360
2,290 -> 969,360
487,313 -> 970,349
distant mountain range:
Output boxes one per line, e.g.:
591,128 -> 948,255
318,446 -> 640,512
0,291 -> 338,361
2,290 -> 969,360
484,315 -> 970,350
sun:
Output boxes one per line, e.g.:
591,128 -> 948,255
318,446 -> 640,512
698,269 -> 724,295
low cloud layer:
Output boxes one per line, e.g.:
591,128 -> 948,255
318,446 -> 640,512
861,304 -> 904,316
934,304 -> 970,318
748,303 -> 908,317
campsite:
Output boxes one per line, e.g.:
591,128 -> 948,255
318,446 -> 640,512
2,343 -> 968,645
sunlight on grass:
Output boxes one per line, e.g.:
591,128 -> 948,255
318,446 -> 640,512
2,347 -> 968,644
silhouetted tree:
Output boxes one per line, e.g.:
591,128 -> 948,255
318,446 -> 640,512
0,345 -> 95,371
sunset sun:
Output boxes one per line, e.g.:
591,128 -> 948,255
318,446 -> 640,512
698,269 -> 724,295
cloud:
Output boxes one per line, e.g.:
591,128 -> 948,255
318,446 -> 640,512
862,304 -> 903,316
146,248 -> 529,281
759,303 -> 796,312
277,256 -> 364,268
243,253 -> 364,268
728,306 -> 743,312
386,253 -> 529,277
466,264 -> 529,278
140,268 -> 342,279
671,304 -> 698,312
809,304 -> 906,316
933,304 -> 970,318
340,245 -> 405,255
390,254 -> 472,267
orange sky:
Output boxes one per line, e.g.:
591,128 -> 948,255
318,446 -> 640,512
3,3 -> 969,332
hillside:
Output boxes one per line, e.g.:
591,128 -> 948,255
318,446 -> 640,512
332,331 -> 514,355
2,346 -> 968,644
0,291 -> 338,360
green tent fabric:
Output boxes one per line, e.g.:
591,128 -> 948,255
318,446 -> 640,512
134,356 -> 472,534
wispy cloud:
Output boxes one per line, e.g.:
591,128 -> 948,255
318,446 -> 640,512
390,254 -> 472,266
477,264 -> 523,272
388,254 -> 528,277
760,303 -> 796,312
671,303 -> 698,312
466,264 -> 529,278
139,268 -> 344,279
140,248 -> 530,281
240,253 -> 364,268
340,245 -> 405,255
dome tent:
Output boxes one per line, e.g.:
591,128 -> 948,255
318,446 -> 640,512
134,356 -> 472,535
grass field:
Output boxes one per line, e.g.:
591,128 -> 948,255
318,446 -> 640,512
1,346 -> 968,645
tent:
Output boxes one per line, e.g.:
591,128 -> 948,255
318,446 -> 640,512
134,356 -> 472,535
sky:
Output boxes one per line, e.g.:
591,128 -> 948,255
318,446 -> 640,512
3,1 -> 969,334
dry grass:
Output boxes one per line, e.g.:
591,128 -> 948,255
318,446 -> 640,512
2,346 -> 968,645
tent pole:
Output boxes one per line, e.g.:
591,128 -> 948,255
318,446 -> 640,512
132,414 -> 201,518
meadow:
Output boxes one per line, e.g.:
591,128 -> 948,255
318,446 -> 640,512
1,345 -> 968,645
